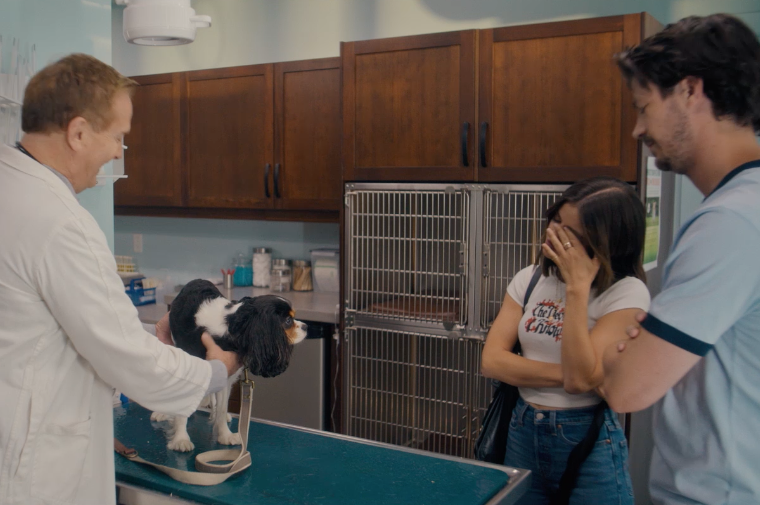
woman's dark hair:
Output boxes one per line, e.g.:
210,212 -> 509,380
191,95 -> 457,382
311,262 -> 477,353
615,13 -> 760,133
539,177 -> 646,292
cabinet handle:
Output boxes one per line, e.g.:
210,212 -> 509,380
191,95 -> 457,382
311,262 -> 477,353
264,163 -> 271,198
479,121 -> 488,168
274,163 -> 281,198
461,122 -> 470,167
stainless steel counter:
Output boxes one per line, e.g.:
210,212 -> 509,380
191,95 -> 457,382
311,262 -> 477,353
135,302 -> 169,325
137,287 -> 339,325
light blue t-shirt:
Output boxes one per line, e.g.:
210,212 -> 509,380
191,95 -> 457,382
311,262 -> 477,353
641,160 -> 760,505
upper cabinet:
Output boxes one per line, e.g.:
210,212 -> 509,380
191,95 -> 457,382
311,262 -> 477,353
115,73 -> 183,207
185,64 -> 274,209
342,31 -> 477,181
117,12 -> 660,217
478,14 -> 645,183
274,58 -> 342,211
115,59 -> 342,221
343,13 -> 657,183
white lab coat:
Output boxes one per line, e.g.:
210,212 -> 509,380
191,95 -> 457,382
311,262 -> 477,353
0,145 -> 212,505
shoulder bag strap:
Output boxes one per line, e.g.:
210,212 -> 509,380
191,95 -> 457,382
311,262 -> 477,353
114,371 -> 255,486
511,266 -> 542,355
552,401 -> 609,505
523,266 -> 542,312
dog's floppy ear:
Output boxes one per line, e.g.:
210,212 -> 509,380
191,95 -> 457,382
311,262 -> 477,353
227,300 -> 293,378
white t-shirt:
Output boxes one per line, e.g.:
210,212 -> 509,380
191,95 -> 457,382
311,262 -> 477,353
506,266 -> 651,408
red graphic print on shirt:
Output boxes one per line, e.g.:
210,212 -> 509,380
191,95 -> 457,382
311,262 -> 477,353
524,299 -> 564,342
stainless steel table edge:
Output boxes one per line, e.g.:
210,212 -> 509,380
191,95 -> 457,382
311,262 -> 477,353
117,481 -> 200,505
250,414 -> 531,505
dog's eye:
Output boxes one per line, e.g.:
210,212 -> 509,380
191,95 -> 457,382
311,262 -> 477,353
285,316 -> 293,327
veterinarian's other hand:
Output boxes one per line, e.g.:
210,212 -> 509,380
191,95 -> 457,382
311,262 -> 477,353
201,332 -> 242,376
155,312 -> 174,346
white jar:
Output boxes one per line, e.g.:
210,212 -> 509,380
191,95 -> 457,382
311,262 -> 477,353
252,247 -> 272,287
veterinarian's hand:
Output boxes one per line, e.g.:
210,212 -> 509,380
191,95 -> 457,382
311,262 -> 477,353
155,312 -> 174,346
201,332 -> 242,376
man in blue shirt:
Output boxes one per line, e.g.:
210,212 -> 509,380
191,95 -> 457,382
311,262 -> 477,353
600,14 -> 760,505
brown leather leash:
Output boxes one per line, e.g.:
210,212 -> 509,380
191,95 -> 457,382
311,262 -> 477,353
114,370 -> 254,486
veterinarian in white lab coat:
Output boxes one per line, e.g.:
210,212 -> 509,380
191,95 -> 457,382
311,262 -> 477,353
0,54 -> 238,505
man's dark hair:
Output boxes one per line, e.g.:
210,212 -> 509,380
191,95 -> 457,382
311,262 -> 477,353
616,14 -> 760,133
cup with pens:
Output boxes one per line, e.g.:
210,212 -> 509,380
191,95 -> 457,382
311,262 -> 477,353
221,268 -> 234,289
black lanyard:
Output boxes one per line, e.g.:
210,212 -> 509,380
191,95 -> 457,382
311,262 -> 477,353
16,142 -> 42,165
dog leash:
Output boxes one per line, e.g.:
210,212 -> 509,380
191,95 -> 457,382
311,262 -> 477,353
114,370 -> 254,486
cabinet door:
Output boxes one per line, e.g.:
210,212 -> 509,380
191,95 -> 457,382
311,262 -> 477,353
274,58 -> 342,211
343,31 -> 477,181
186,65 -> 274,208
115,73 -> 183,207
479,14 -> 644,183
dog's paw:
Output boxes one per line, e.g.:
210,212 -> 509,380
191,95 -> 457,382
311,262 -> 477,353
150,412 -> 173,423
217,431 -> 242,446
167,436 -> 195,452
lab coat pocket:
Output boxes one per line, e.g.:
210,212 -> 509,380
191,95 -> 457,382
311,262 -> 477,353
31,418 -> 92,504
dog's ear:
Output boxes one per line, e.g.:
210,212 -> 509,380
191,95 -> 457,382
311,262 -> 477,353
227,300 -> 293,378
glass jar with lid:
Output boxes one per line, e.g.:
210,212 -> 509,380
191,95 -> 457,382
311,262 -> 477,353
252,247 -> 272,287
270,259 -> 292,292
291,260 -> 313,291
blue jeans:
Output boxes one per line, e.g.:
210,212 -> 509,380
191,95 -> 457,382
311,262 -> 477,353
504,397 -> 634,505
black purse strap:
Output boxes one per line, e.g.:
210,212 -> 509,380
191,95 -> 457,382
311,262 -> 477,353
551,401 -> 609,505
523,266 -> 542,313
510,266 -> 542,356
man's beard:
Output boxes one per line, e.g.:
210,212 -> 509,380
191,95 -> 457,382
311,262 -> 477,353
646,110 -> 694,175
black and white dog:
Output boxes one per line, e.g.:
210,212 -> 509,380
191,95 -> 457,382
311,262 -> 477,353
151,279 -> 307,452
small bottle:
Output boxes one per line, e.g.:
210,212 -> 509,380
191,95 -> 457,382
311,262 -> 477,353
270,259 -> 292,292
252,247 -> 272,288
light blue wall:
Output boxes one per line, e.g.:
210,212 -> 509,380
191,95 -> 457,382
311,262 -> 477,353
113,217 -> 340,287
0,0 -> 115,250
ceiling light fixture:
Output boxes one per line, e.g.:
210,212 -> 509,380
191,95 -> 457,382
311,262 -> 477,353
114,0 -> 211,46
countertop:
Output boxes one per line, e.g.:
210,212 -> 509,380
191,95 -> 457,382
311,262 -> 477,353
137,287 -> 339,325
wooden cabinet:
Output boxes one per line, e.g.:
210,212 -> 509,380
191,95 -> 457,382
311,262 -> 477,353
274,58 -> 342,211
115,59 -> 342,221
478,14 -> 645,183
186,64 -> 274,209
342,31 -> 477,181
342,13 -> 657,183
115,74 -> 183,206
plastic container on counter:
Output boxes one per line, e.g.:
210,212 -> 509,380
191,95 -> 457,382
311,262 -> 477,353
125,277 -> 156,306
311,248 -> 339,293
292,260 -> 313,291
233,253 -> 253,286
253,247 -> 272,288
270,259 -> 292,292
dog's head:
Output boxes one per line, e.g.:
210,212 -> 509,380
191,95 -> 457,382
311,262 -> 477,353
226,295 -> 307,378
